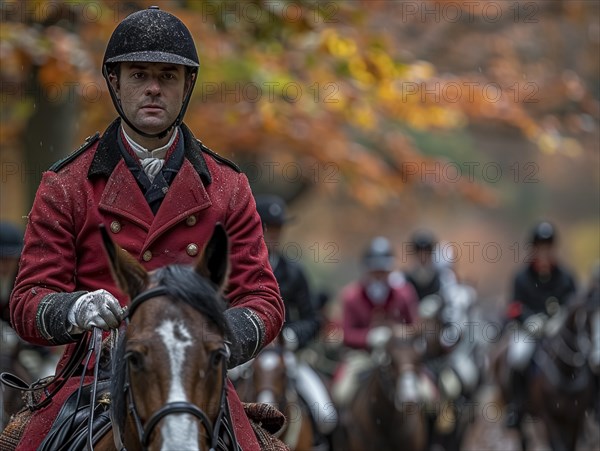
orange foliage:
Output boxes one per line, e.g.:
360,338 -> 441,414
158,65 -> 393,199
1,0 -> 598,208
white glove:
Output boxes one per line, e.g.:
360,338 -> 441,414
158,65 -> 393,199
366,326 -> 392,349
68,289 -> 124,332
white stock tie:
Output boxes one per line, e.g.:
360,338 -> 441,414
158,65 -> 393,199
140,158 -> 165,183
121,127 -> 178,183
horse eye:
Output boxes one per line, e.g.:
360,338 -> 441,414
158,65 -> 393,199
126,351 -> 144,371
210,351 -> 223,368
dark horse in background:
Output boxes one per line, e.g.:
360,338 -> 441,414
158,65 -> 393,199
243,335 -> 315,451
418,287 -> 483,451
492,297 -> 598,451
340,325 -> 428,451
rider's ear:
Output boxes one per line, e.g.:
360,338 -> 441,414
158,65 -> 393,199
100,224 -> 149,299
196,223 -> 230,293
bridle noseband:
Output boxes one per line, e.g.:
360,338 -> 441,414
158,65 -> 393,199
114,286 -> 237,451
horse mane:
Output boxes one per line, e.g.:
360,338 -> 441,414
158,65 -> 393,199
110,264 -> 234,434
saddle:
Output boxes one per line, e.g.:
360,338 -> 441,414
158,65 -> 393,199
37,379 -> 112,451
0,328 -> 112,451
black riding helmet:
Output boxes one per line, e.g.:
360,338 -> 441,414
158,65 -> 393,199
362,237 -> 395,272
255,195 -> 293,227
530,221 -> 556,245
410,229 -> 437,252
102,6 -> 199,139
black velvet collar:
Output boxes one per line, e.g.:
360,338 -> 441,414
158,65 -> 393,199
87,118 -> 212,185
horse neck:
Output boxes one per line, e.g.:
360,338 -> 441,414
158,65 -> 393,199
370,363 -> 423,448
545,309 -> 588,374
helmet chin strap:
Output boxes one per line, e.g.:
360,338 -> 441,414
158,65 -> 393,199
102,65 -> 197,140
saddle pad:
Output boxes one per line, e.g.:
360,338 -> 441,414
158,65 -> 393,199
0,408 -> 32,451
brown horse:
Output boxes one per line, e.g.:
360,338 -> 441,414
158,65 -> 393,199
418,291 -> 482,450
242,337 -> 314,451
91,224 -> 239,450
341,325 -> 428,451
492,299 -> 597,451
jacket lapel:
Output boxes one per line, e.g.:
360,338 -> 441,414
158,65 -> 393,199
98,159 -> 153,230
144,160 -> 212,249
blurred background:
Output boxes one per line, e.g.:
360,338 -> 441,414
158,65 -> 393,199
2,0 -> 598,311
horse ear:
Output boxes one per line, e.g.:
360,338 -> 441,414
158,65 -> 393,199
196,223 -> 230,292
100,224 -> 148,299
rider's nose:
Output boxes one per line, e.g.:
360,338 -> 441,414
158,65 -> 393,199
145,78 -> 160,96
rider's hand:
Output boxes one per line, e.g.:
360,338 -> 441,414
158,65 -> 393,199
68,289 -> 124,332
367,326 -> 392,350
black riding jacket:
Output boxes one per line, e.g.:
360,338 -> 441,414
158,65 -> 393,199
270,252 -> 319,349
406,269 -> 442,301
512,263 -> 577,320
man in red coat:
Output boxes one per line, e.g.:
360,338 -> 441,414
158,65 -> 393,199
8,7 -> 283,450
332,236 -> 419,405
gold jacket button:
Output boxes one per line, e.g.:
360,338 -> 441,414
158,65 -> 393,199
186,243 -> 199,257
110,221 -> 122,233
142,250 -> 153,262
186,215 -> 197,226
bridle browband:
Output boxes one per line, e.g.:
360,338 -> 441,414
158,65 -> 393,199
113,285 -> 238,451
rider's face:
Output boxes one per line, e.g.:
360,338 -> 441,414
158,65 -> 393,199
364,270 -> 390,283
533,242 -> 555,273
109,62 -> 191,143
416,249 -> 433,266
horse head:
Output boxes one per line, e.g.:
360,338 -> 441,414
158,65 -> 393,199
252,336 -> 288,410
544,295 -> 597,373
101,224 -> 234,451
381,325 -> 426,410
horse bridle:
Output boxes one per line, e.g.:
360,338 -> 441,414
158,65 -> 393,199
113,286 -> 239,451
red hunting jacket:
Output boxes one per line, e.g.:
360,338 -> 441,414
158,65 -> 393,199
10,119 -> 283,450
342,273 -> 419,350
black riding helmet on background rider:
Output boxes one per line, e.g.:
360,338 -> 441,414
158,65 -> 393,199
102,6 -> 199,139
362,236 -> 395,273
529,220 -> 556,246
410,229 -> 437,254
362,237 -> 395,304
528,221 -> 558,276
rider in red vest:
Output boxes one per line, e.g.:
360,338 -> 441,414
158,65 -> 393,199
8,7 -> 283,450
332,237 -> 419,405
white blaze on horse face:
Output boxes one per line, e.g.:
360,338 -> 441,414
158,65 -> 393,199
256,352 -> 280,406
156,319 -> 199,451
395,370 -> 420,409
258,351 -> 280,372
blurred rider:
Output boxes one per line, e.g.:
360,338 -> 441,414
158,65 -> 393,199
406,229 -> 456,301
505,221 -> 577,428
333,236 -> 419,405
255,194 -> 338,442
